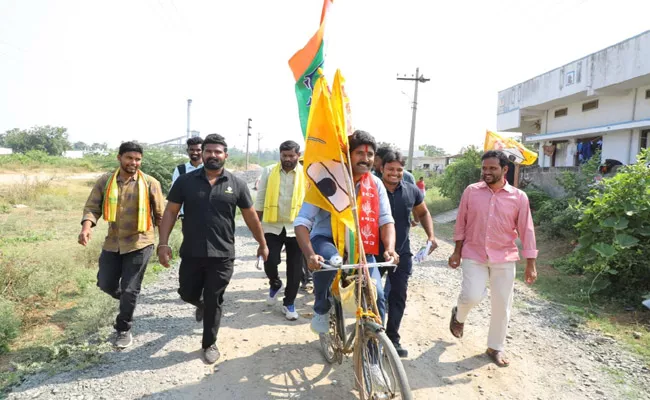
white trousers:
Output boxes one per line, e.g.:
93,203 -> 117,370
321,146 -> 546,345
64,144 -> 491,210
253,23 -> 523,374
455,259 -> 516,352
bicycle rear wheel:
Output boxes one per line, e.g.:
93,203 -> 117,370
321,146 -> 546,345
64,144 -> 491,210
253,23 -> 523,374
356,325 -> 412,400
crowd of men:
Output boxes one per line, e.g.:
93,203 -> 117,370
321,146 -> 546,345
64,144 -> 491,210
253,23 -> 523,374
78,130 -> 537,368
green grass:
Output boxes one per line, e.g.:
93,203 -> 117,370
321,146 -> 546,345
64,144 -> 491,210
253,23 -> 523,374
0,177 -> 180,394
424,187 -> 456,216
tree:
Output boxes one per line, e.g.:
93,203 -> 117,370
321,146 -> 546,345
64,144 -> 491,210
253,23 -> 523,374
377,141 -> 401,151
73,141 -> 89,151
91,142 -> 108,151
418,144 -> 446,157
0,126 -> 71,156
437,145 -> 483,204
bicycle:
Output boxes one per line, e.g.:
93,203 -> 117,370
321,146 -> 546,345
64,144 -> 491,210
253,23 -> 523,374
314,255 -> 413,400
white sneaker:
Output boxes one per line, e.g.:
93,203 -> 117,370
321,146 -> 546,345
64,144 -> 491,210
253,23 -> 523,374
266,282 -> 283,306
282,305 -> 299,321
310,313 -> 329,334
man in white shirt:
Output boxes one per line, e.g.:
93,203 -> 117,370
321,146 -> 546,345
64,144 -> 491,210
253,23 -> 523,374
254,140 -> 305,321
171,136 -> 203,220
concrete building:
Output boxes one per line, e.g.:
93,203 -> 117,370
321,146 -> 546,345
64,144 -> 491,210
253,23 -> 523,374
411,155 -> 451,171
497,30 -> 650,167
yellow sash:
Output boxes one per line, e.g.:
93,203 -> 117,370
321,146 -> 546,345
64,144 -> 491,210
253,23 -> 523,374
262,163 -> 305,223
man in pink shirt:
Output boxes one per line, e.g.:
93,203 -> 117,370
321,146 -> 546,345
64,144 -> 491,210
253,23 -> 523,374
448,150 -> 538,367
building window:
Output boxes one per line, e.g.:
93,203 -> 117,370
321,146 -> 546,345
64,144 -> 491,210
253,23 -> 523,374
646,89 -> 650,99
582,100 -> 599,112
554,108 -> 568,118
641,130 -> 649,150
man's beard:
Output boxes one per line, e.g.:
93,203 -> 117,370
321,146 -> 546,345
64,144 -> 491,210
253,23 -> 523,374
190,154 -> 201,162
204,158 -> 225,170
282,160 -> 297,170
121,164 -> 137,174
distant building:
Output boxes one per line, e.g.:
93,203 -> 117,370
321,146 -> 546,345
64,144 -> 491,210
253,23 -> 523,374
497,30 -> 650,167
411,155 -> 451,172
64,150 -> 84,159
0,147 -> 12,155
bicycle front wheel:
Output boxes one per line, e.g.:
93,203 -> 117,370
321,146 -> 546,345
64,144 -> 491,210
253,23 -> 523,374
356,325 -> 412,400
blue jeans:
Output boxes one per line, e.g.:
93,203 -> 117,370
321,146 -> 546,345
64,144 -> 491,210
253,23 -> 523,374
311,235 -> 385,321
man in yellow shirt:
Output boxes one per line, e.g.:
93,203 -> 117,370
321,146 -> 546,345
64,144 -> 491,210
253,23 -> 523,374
255,141 -> 305,321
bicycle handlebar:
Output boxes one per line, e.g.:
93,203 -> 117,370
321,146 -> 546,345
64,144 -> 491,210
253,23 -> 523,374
314,260 -> 398,272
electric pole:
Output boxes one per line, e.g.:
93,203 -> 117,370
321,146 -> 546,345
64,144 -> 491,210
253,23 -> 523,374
397,68 -> 430,170
186,99 -> 192,140
257,132 -> 263,163
246,118 -> 252,170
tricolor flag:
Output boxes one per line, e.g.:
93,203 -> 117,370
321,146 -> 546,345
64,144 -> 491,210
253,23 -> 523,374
288,0 -> 333,138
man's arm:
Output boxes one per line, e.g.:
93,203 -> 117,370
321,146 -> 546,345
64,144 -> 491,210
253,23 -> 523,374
149,179 -> 165,227
293,202 -> 322,270
449,186 -> 470,268
240,207 -> 269,260
78,175 -> 107,246
156,201 -> 181,267
254,166 -> 270,220
517,192 -> 539,284
413,202 -> 437,245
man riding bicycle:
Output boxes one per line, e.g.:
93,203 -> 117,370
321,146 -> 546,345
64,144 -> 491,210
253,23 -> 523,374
294,130 -> 400,334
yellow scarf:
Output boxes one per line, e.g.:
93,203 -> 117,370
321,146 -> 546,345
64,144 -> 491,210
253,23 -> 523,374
103,169 -> 152,232
263,163 -> 305,223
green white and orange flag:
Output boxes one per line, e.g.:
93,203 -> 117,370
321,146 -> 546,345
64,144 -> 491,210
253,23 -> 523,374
288,0 -> 333,138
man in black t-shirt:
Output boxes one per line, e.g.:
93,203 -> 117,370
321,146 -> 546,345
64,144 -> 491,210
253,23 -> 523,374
377,150 -> 438,358
157,134 -> 269,365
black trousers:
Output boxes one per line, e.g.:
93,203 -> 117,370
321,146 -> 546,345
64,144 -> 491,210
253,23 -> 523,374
300,255 -> 312,285
379,254 -> 413,345
264,229 -> 302,307
97,245 -> 153,332
178,257 -> 234,349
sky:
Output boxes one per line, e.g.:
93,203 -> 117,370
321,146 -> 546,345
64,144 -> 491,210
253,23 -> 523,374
1,0 -> 649,155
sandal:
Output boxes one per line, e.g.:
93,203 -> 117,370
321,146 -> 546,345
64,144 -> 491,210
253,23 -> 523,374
486,348 -> 510,367
449,306 -> 464,338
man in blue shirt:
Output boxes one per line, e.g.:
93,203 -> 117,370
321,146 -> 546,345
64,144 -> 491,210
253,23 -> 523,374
377,150 -> 438,358
294,130 -> 399,334
373,145 -> 416,184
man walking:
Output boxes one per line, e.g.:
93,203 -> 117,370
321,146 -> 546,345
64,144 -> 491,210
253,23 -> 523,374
448,150 -> 538,367
78,141 -> 165,348
377,150 -> 438,358
254,140 -> 305,321
157,134 -> 269,364
171,136 -> 203,220
294,130 -> 399,334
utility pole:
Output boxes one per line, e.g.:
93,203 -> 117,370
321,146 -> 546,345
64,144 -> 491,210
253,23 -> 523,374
186,99 -> 192,140
246,118 -> 252,170
397,68 -> 430,170
257,132 -> 263,163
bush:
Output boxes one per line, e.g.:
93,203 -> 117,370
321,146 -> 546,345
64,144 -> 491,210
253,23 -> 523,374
438,146 -> 482,204
0,299 -> 20,353
137,149 -> 185,194
528,151 -> 602,240
565,149 -> 650,302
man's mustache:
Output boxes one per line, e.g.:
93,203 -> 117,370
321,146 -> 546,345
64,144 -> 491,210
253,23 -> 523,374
356,162 -> 370,167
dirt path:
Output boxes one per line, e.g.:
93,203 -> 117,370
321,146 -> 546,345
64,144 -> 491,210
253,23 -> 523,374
5,226 -> 649,399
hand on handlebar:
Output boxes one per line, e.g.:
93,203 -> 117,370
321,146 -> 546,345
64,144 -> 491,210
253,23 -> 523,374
383,250 -> 400,265
308,254 -> 324,271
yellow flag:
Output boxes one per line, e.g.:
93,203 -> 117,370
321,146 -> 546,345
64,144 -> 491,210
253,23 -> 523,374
484,130 -> 538,166
304,73 -> 356,254
331,69 -> 353,149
